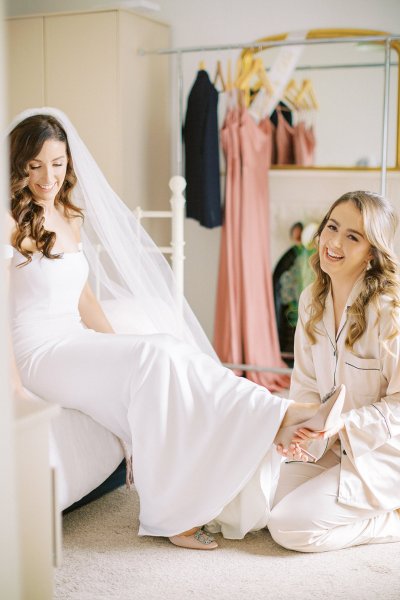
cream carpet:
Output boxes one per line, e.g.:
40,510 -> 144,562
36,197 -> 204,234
55,486 -> 400,600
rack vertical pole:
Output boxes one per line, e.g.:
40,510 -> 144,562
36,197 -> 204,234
176,51 -> 184,176
380,38 -> 392,196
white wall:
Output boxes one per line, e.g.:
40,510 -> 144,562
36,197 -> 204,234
7,0 -> 400,36
5,0 -> 400,339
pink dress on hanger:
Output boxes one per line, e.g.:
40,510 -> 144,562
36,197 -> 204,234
239,110 -> 289,390
275,105 -> 295,165
293,121 -> 315,167
294,121 -> 316,166
214,107 -> 243,373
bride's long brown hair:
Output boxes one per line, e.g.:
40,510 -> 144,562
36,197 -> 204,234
305,191 -> 400,350
9,114 -> 84,265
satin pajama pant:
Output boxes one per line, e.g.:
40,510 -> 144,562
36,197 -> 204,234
268,450 -> 400,553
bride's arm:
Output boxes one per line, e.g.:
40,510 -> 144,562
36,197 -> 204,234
72,215 -> 114,334
78,281 -> 115,333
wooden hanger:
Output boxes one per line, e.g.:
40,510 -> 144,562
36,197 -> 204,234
307,81 -> 319,110
295,79 -> 319,110
236,57 -> 274,106
198,60 -> 206,71
234,54 -> 253,106
214,60 -> 226,91
255,59 -> 274,95
226,58 -> 233,92
234,56 -> 243,85
234,52 -> 253,88
282,79 -> 301,110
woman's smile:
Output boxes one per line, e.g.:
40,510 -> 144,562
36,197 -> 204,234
325,247 -> 344,261
319,201 -> 372,284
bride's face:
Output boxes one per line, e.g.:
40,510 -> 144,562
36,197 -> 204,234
27,139 -> 68,204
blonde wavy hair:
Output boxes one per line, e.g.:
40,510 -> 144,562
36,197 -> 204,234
9,114 -> 84,266
305,191 -> 400,350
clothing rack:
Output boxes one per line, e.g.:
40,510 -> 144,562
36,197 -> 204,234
141,33 -> 400,196
140,33 -> 400,377
293,61 -> 398,71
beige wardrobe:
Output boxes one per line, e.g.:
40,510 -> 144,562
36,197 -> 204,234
6,8 -> 171,213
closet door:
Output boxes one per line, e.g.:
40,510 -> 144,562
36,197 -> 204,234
44,11 -> 121,191
119,11 -> 170,212
6,17 -> 45,119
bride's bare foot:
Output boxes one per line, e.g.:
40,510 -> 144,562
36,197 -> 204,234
275,402 -> 321,462
279,401 -> 320,430
274,385 -> 346,462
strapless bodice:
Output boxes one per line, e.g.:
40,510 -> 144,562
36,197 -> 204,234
9,245 -> 89,330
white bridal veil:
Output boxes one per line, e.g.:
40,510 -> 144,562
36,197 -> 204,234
8,107 -> 217,360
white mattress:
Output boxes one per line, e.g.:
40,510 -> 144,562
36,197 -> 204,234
49,407 -> 124,511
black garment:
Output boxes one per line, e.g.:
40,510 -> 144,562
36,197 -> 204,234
270,101 -> 293,127
183,70 -> 222,228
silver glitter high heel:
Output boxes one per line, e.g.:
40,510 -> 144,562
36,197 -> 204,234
169,528 -> 218,550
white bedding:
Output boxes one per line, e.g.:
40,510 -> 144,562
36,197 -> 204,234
49,408 -> 124,511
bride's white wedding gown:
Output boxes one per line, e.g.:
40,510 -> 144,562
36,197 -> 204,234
9,243 -> 289,538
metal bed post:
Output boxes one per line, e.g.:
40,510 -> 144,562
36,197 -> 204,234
169,176 -> 186,299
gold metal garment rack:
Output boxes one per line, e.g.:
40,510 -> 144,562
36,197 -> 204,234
140,33 -> 400,195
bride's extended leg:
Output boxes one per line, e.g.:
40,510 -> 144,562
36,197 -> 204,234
27,330 -> 344,545
278,401 -> 320,429
167,402 -> 324,551
169,387 -> 346,550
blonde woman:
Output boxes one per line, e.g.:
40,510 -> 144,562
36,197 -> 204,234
269,191 -> 400,552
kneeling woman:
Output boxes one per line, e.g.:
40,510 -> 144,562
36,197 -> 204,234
270,190 -> 400,552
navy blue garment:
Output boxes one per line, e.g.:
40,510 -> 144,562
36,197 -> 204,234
183,70 -> 222,228
270,101 -> 293,127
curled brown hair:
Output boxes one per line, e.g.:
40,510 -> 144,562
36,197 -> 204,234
305,191 -> 400,350
9,114 -> 84,265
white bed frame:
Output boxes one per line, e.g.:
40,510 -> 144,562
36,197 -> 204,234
92,176 -> 186,300
53,176 -> 187,511
134,176 -> 186,296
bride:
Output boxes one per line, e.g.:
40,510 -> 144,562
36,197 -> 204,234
5,108 -> 344,550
